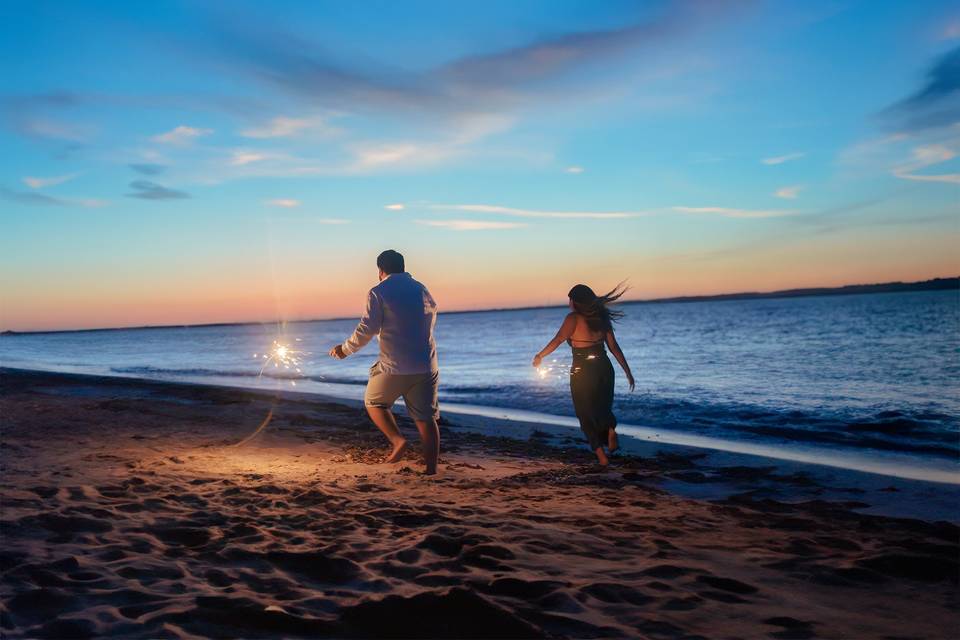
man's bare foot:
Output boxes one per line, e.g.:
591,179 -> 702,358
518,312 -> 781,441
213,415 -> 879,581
608,429 -> 619,453
384,439 -> 408,463
594,447 -> 609,466
423,466 -> 437,476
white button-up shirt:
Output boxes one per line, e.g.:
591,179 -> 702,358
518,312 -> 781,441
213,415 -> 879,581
341,272 -> 439,374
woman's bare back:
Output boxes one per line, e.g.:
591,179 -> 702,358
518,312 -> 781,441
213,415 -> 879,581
567,313 -> 606,346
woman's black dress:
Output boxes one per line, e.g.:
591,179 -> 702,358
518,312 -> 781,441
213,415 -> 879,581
568,339 -> 617,450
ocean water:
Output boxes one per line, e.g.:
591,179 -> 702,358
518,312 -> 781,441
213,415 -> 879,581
2,290 -> 958,474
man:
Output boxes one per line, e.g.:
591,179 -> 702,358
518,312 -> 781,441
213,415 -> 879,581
328,249 -> 441,474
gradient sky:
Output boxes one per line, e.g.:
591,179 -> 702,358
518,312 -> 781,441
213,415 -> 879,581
1,0 -> 958,331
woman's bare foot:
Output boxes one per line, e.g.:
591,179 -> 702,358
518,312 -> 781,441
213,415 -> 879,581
608,428 -> 619,453
384,439 -> 408,463
594,447 -> 609,466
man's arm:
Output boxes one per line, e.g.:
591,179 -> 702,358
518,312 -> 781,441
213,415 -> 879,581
330,290 -> 383,359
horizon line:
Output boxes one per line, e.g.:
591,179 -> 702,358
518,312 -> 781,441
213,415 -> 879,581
2,276 -> 956,336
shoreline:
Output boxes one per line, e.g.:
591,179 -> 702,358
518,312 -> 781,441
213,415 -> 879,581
3,365 -> 957,488
3,366 -> 959,522
1,367 -> 957,639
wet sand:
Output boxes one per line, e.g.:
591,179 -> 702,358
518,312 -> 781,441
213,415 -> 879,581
1,368 -> 958,639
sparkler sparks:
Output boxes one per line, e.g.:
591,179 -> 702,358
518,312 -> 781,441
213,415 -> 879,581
536,357 -> 576,382
253,339 -> 311,386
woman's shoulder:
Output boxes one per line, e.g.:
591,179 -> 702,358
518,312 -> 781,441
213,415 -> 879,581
569,313 -> 605,334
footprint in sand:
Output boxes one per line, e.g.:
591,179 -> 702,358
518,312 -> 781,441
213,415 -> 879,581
695,574 -> 760,594
580,582 -> 655,606
763,616 -> 818,640
659,595 -> 704,610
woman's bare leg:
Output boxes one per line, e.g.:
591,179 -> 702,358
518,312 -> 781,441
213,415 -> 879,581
594,447 -> 609,466
608,427 -> 619,453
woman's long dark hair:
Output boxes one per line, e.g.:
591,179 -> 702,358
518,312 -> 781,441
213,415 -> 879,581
568,282 -> 628,332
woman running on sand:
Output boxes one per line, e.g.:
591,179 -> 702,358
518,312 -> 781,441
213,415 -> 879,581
533,284 -> 634,465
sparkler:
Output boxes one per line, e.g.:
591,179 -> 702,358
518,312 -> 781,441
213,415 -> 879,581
536,357 -> 577,382
253,339 -> 310,387
535,351 -> 600,381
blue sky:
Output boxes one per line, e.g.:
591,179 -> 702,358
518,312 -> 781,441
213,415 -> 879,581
1,0 -> 958,331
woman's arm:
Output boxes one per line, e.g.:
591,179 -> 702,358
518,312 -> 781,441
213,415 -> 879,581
606,329 -> 635,391
532,313 -> 577,368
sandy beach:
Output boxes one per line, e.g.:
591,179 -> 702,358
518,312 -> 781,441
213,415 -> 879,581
1,368 -> 957,639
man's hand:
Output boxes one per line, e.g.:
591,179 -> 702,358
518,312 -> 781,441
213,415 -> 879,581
532,353 -> 543,368
329,345 -> 347,360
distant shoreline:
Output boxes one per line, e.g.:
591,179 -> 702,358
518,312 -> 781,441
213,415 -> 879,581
3,276 -> 956,336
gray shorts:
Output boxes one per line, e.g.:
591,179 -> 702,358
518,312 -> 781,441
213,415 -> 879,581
364,362 -> 439,421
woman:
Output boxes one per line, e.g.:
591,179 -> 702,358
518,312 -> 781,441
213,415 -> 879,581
533,284 -> 634,465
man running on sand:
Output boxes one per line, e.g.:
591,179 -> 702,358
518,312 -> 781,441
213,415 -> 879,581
328,249 -> 440,474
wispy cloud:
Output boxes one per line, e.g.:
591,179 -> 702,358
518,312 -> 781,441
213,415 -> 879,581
6,108 -> 94,143
204,4 -> 714,113
384,203 -> 405,210
126,180 -> 190,200
762,152 -> 804,165
22,173 -> 78,189
339,113 -> 515,173
892,143 -> 960,183
432,2 -> 733,95
230,150 -> 268,165
774,185 -> 802,199
785,193 -> 915,234
265,198 -> 300,207
1,187 -> 106,208
0,93 -> 86,141
23,119 -> 87,141
891,45 -> 959,112
432,203 -> 648,219
565,166 -> 585,174
186,0 -> 740,153
838,127 -> 960,186
152,125 -> 213,145
415,219 -> 527,231
129,163 -> 167,176
893,171 -> 960,184
240,115 -> 337,138
883,44 -> 960,132
349,143 -> 433,170
836,133 -> 909,168
343,142 -> 458,173
193,114 -> 515,181
673,206 -> 793,219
